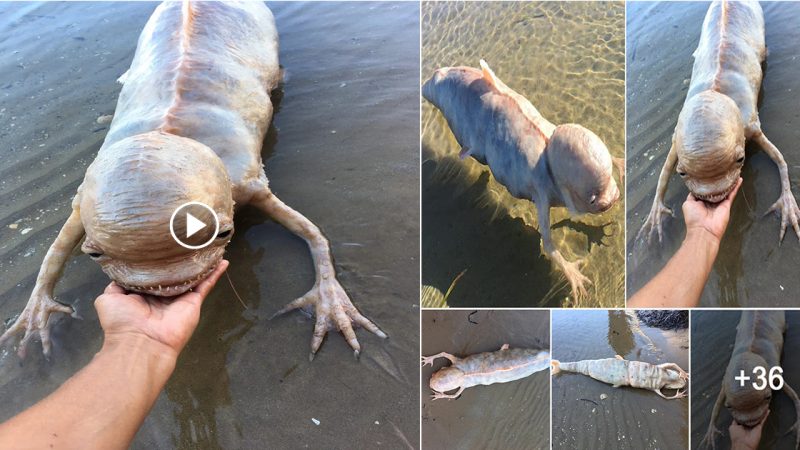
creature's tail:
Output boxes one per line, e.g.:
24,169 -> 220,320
551,360 -> 561,375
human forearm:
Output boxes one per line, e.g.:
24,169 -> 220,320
0,334 -> 176,449
629,228 -> 719,307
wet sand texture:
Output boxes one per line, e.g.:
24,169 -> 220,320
421,1 -> 625,308
551,309 -> 688,449
0,2 -> 419,448
626,1 -> 800,307
692,311 -> 800,449
421,310 -> 550,449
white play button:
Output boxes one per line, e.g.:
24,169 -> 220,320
169,201 -> 220,250
185,213 -> 207,239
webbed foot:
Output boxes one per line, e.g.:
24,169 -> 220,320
271,278 -> 386,360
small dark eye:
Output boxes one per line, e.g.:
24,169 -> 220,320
737,156 -> 745,163
678,172 -> 687,177
217,229 -> 232,239
88,253 -> 102,258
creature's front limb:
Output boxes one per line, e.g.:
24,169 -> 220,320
251,185 -> 386,360
654,387 -> 687,400
0,206 -> 84,357
431,386 -> 465,401
421,352 -> 457,367
700,388 -> 727,450
638,143 -> 677,243
781,382 -> 800,448
752,130 -> 800,242
534,197 -> 590,300
659,362 -> 690,381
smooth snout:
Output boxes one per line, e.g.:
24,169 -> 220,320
595,181 -> 620,213
429,367 -> 464,393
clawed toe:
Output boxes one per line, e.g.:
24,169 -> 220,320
273,279 -> 387,359
0,297 -> 73,358
765,192 -> 800,243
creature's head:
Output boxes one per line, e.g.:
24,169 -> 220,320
675,90 -> 746,203
546,124 -> 620,215
421,66 -> 475,113
724,352 -> 772,427
660,365 -> 689,390
79,131 -> 234,296
429,367 -> 465,393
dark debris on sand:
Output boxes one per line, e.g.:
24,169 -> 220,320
636,310 -> 688,330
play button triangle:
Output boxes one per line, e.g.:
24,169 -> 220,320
185,212 -> 207,238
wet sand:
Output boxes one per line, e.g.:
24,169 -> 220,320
421,310 -> 550,449
691,311 -> 800,449
0,2 -> 419,448
421,1 -> 625,308
551,310 -> 688,449
626,1 -> 800,307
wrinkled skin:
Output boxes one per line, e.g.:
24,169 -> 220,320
700,311 -> 800,449
551,355 -> 689,400
421,344 -> 550,400
1,1 -> 385,359
640,0 -> 800,244
422,60 -> 621,300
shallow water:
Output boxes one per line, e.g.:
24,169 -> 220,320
420,310 -> 550,449
626,1 -> 800,307
551,309 -> 689,449
691,311 -> 800,449
0,2 -> 419,448
420,1 -> 625,308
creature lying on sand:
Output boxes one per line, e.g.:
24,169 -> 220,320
0,1 -> 385,360
551,355 -> 689,400
422,344 -> 549,400
639,0 -> 800,244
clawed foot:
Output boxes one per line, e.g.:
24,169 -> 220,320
638,200 -> 674,244
0,292 -> 74,358
560,257 -> 591,300
271,278 -> 387,360
764,190 -> 800,243
421,355 -> 437,367
700,425 -> 723,450
431,390 -> 461,401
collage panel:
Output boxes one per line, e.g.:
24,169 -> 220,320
420,1 -> 625,308
551,309 -> 689,449
420,310 -> 550,449
692,310 -> 800,449
0,2 -> 419,448
626,1 -> 800,307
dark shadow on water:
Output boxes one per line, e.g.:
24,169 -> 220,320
421,145 -> 564,307
552,218 -> 615,253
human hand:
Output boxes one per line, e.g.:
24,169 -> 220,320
729,410 -> 768,450
94,260 -> 229,358
683,177 -> 743,244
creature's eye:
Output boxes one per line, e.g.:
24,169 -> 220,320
88,252 -> 103,259
589,194 -> 597,205
217,229 -> 232,239
737,156 -> 745,164
678,171 -> 687,177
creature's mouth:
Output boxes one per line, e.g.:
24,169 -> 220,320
691,181 -> 737,204
115,263 -> 218,297
733,407 -> 769,428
